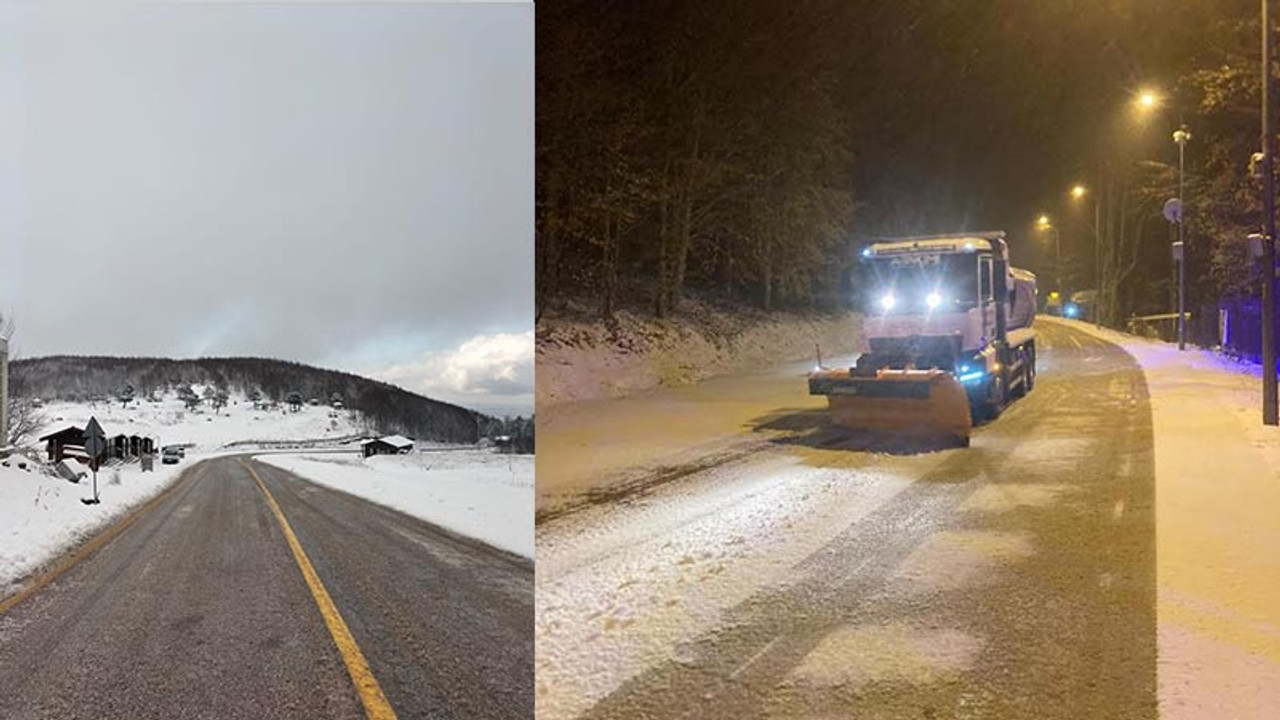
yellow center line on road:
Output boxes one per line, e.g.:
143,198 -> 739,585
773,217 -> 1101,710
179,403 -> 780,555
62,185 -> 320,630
0,462 -> 209,616
240,459 -> 399,720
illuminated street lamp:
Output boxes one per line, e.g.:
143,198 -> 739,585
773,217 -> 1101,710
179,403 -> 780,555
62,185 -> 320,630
1172,124 -> 1191,351
1070,184 -> 1087,200
1135,88 -> 1162,111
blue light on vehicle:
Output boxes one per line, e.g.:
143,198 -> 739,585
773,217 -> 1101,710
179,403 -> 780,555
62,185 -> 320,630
925,291 -> 942,309
862,247 -> 875,258
958,370 -> 985,383
879,292 -> 896,310
1064,302 -> 1079,318
958,363 -> 971,373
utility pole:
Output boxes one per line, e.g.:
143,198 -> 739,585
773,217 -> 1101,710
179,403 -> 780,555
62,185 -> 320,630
0,336 -> 8,446
1263,0 -> 1278,425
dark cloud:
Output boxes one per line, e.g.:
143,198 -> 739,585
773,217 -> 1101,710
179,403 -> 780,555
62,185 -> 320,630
0,2 -> 532,413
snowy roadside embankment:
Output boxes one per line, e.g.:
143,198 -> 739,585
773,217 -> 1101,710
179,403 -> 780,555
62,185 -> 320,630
256,449 -> 534,559
0,455 -> 197,594
1041,316 -> 1280,718
538,300 -> 861,408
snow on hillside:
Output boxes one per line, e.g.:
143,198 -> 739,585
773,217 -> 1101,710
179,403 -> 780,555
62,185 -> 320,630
538,299 -> 861,408
256,449 -> 534,559
31,389 -> 366,454
0,454 -> 193,594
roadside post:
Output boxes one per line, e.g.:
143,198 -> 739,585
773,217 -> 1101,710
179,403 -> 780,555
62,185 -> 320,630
82,417 -> 105,504
1164,198 -> 1185,348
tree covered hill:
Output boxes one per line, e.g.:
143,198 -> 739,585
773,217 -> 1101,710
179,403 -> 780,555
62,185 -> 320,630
10,355 -> 484,444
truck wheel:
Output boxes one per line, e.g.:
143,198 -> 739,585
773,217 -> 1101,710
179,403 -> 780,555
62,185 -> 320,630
1012,346 -> 1034,398
980,371 -> 1006,420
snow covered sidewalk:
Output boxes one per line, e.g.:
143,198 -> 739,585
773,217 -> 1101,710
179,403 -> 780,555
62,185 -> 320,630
1041,317 -> 1280,718
256,449 -> 534,559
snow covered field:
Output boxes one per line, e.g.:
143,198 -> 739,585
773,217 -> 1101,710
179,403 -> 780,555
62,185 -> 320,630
1041,317 -> 1280,719
0,453 -> 198,594
256,449 -> 534,559
35,391 -> 366,453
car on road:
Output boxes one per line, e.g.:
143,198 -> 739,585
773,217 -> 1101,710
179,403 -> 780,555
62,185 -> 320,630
162,448 -> 182,464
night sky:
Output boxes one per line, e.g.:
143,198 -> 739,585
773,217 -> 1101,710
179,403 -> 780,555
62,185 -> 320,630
835,0 -> 1252,274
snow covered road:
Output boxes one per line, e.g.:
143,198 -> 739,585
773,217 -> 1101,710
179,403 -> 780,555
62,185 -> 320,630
537,320 -> 1162,719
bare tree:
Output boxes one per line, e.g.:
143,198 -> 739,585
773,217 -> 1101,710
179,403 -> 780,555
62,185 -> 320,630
7,397 -> 48,447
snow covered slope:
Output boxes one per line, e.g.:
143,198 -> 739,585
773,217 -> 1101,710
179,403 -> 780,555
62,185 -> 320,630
538,300 -> 861,408
34,390 -> 366,453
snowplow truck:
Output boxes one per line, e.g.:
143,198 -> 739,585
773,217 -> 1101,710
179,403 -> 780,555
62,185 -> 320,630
809,232 -> 1037,447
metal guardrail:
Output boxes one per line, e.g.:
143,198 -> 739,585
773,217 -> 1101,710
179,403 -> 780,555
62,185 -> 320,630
1126,312 -> 1191,342
220,433 -> 367,449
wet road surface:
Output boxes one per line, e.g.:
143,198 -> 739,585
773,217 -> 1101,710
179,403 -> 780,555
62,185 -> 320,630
0,455 -> 533,720
536,320 -> 1156,719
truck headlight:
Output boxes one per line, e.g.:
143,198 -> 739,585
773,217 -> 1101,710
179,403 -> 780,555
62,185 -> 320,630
879,293 -> 896,310
925,292 -> 942,309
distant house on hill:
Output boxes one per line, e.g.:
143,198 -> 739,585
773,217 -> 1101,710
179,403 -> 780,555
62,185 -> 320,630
361,434 -> 414,458
40,426 -> 88,463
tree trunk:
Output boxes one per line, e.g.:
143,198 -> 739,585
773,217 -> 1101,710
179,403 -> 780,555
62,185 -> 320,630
600,214 -> 618,323
655,164 -> 671,319
762,236 -> 774,311
669,111 -> 702,311
535,175 -> 563,324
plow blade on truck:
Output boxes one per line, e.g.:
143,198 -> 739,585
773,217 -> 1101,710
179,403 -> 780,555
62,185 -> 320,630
808,368 -> 973,446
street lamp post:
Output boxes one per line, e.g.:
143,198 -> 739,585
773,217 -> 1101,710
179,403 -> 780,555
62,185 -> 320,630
1036,215 -> 1062,297
1068,184 -> 1102,326
1173,125 -> 1191,351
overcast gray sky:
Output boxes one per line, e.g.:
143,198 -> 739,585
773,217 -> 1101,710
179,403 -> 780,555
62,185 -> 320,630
0,1 -> 533,416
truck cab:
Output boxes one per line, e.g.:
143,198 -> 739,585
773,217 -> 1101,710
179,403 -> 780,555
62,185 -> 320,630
858,233 -> 1036,415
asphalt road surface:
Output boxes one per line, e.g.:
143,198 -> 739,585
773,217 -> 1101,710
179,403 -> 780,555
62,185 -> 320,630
536,319 -> 1156,720
0,455 -> 533,720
